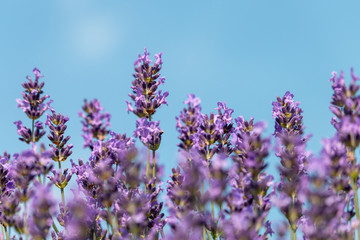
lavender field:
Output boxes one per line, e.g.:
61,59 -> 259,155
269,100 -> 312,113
2,1 -> 360,240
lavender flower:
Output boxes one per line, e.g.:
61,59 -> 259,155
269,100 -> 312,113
79,99 -> 111,149
63,193 -> 100,240
46,110 -> 73,163
274,134 -> 308,235
166,155 -> 208,238
28,182 -> 56,240
301,155 -> 356,240
214,102 -> 235,155
126,48 -> 169,119
272,91 -> 304,136
176,94 -> 202,152
14,68 -> 52,148
14,120 -> 45,144
10,145 -> 53,201
16,68 -> 52,121
223,117 -> 273,239
192,112 -> 220,163
134,118 -> 164,151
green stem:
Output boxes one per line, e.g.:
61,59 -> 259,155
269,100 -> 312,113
291,227 -> 296,240
52,222 -> 59,235
58,161 -> 66,207
206,229 -> 212,240
4,226 -> 9,240
201,183 -> 206,240
152,150 -> 156,179
93,220 -> 97,240
146,149 -> 150,181
211,201 -> 215,221
351,177 -> 360,240
107,207 -> 114,237
24,202 -> 28,240
31,119 -> 35,143
1,224 -> 5,240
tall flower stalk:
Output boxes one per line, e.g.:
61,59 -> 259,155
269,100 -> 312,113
13,68 -> 53,240
329,69 -> 360,239
272,91 -> 308,240
126,48 -> 168,181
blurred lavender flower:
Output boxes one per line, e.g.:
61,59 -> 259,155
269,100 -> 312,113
126,48 -> 169,119
10,144 -> 53,201
223,117 -> 273,239
221,208 -> 273,240
176,94 -> 202,153
231,117 -> 273,208
79,99 -> 111,150
274,134 -> 309,235
166,155 -> 208,238
301,155 -> 356,240
63,193 -> 100,240
330,70 -> 360,149
28,182 -> 56,240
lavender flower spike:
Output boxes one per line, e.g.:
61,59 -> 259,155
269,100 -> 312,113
28,182 -> 56,240
79,99 -> 111,150
126,48 -> 169,119
46,109 -> 73,162
16,68 -> 53,120
176,94 -> 202,152
272,91 -> 304,136
134,118 -> 164,151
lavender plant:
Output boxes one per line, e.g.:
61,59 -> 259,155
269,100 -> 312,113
2,52 -> 360,240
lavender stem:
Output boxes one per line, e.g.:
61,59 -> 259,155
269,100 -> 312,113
4,226 -> 9,240
146,149 -> 150,180
1,224 -> 4,240
52,222 -> 59,235
58,161 -> 66,207
24,202 -> 28,240
152,150 -> 156,179
351,177 -> 360,240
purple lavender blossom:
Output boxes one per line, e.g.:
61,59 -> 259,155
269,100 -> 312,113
301,155 -> 356,240
126,48 -> 169,119
79,99 -> 111,150
28,182 -> 56,240
330,70 -> 360,150
272,91 -> 304,136
46,109 -> 73,163
273,133 -> 308,235
134,118 -> 164,151
62,193 -> 100,240
214,102 -> 235,155
14,120 -> 46,144
10,145 -> 53,201
16,68 -> 53,121
176,94 -> 202,152
166,155 -> 208,238
224,116 -> 274,239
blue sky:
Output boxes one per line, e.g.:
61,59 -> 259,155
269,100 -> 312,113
1,0 -> 360,237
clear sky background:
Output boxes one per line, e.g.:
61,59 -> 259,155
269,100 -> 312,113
1,0 -> 360,237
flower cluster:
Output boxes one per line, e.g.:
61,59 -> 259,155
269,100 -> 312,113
2,53 -> 360,240
79,99 -> 111,149
126,48 -> 169,119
